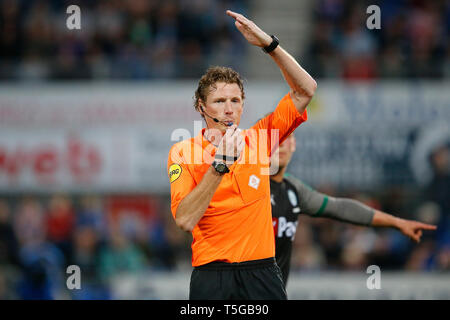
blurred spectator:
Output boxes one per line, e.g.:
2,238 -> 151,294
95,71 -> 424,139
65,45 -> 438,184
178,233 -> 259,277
433,245 -> 450,271
76,195 -> 106,237
339,3 -> 377,79
0,271 -> 8,299
144,205 -> 192,270
13,197 -> 66,299
379,44 -> 406,78
315,220 -> 343,269
98,227 -> 146,282
291,220 -> 326,272
67,225 -> 111,299
69,226 -> 98,276
13,197 -> 46,246
426,145 -> 450,253
16,237 -> 66,299
45,194 -> 75,259
305,20 -> 341,78
0,199 -> 19,266
340,226 -> 376,270
427,145 -> 450,220
405,240 -> 436,271
0,266 -> 20,299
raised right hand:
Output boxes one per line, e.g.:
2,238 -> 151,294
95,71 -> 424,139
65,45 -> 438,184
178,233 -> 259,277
226,10 -> 272,48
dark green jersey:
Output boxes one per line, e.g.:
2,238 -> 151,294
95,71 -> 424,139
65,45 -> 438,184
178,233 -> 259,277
271,174 -> 375,287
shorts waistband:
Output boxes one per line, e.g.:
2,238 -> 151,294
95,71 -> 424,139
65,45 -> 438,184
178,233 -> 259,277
195,257 -> 276,270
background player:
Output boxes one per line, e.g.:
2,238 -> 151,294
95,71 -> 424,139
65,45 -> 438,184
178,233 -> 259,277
270,134 -> 437,286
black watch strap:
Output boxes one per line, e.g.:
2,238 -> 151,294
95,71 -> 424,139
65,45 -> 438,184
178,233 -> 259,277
262,35 -> 279,53
215,154 -> 239,162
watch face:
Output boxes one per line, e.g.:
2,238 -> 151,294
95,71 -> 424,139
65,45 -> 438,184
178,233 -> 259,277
213,161 -> 228,173
216,163 -> 227,173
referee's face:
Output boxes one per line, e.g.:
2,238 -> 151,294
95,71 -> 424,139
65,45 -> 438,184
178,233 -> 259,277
202,82 -> 244,131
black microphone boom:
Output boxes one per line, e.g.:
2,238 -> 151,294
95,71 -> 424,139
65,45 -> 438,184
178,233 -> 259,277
201,107 -> 233,126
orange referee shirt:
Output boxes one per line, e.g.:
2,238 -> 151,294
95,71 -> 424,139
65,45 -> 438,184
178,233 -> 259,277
167,92 -> 307,267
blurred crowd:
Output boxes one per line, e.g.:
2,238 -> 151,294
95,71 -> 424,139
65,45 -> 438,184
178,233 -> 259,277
2,0 -> 450,81
0,0 -> 249,80
0,194 -> 192,299
305,0 -> 450,79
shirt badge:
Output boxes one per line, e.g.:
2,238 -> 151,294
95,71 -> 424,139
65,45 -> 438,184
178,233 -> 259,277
248,174 -> 260,190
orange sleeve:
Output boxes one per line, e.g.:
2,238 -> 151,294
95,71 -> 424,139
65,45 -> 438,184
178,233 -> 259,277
167,142 -> 197,219
251,92 -> 308,156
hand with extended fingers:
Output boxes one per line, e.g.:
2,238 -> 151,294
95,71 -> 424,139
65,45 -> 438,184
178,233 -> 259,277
226,10 -> 273,48
397,219 -> 437,243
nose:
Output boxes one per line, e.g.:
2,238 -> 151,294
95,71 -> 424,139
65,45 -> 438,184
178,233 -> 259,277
224,100 -> 233,114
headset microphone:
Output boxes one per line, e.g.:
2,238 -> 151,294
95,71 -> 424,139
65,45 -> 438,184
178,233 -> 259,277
200,106 -> 233,127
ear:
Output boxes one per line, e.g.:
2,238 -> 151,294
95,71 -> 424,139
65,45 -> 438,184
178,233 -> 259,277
198,99 -> 205,113
197,101 -> 206,120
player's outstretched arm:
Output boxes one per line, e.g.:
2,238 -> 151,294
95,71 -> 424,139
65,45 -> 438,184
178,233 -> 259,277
286,175 -> 437,243
318,196 -> 437,243
226,10 -> 317,113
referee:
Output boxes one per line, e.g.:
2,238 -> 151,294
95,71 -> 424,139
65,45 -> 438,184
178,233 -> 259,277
270,134 -> 437,286
167,10 -> 317,299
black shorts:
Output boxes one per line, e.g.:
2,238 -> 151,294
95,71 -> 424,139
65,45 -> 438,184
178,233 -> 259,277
189,257 -> 287,300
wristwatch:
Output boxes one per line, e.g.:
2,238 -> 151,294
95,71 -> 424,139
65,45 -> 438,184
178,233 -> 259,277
212,160 -> 230,174
262,35 -> 279,53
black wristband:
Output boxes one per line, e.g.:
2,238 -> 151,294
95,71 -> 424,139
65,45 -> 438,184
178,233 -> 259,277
262,35 -> 279,53
215,154 -> 239,162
